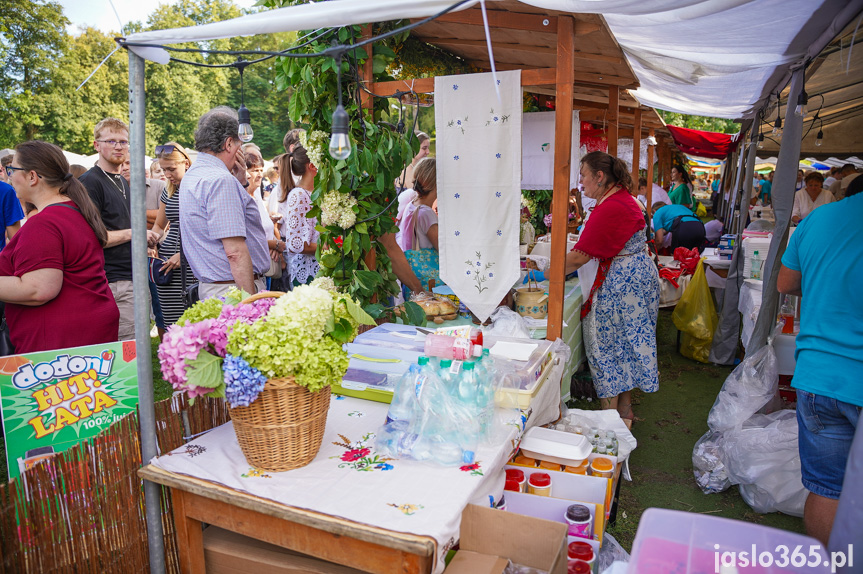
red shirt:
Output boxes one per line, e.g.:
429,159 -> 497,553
0,201 -> 119,353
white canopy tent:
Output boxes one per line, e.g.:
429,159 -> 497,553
117,2 -> 863,571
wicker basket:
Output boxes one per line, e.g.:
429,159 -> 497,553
229,292 -> 331,472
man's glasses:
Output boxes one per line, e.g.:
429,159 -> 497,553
4,166 -> 26,177
155,144 -> 190,160
97,140 -> 130,148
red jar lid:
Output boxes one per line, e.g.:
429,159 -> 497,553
567,541 -> 594,561
528,472 -> 551,487
504,479 -> 521,492
568,561 -> 591,574
505,468 -> 525,482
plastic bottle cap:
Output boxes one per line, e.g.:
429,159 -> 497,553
418,356 -> 429,365
754,250 -> 759,255
505,468 -> 525,482
565,504 -> 591,523
504,479 -> 521,492
567,560 -> 591,574
483,348 -> 490,357
568,541 -> 594,561
591,459 -> 613,472
440,359 -> 453,368
463,361 -> 475,371
528,473 -> 551,487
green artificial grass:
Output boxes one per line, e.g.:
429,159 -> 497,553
572,308 -> 805,551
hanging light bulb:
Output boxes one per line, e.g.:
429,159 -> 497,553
772,116 -> 782,136
329,104 -> 351,160
238,104 -> 253,143
757,133 -> 765,150
815,129 -> 823,147
235,60 -> 253,142
795,90 -> 808,117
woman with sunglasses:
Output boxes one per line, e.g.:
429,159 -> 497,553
149,142 -> 195,330
1,141 -> 119,353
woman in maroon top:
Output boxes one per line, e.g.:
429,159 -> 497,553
1,141 -> 119,353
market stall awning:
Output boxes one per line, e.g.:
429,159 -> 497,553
666,125 -> 741,160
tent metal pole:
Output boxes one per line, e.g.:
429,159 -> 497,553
748,66 -> 805,352
129,50 -> 166,574
708,124 -> 761,365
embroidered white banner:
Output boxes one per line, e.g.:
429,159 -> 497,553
521,111 -> 581,191
435,71 -> 522,322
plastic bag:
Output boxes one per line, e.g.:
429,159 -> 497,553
695,199 -> 707,218
484,306 -> 531,339
706,339 -> 778,432
692,430 -> 731,494
597,533 -> 630,573
672,259 -> 717,363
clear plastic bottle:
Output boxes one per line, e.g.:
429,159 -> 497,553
385,364 -> 420,425
779,294 -> 796,334
750,250 -> 762,280
438,358 -> 455,393
457,359 -> 478,405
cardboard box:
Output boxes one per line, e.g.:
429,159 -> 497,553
444,504 -> 567,574
202,526 -> 365,574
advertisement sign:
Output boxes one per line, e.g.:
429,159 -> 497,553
0,340 -> 138,480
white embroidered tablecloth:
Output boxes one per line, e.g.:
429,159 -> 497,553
521,111 -> 581,191
435,71 -> 522,322
150,395 -> 523,573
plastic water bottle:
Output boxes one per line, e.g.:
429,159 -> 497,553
438,359 -> 455,393
750,250 -> 762,280
457,360 -> 478,405
385,364 -> 419,425
475,365 -> 495,441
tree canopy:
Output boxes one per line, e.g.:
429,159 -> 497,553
0,0 -> 295,159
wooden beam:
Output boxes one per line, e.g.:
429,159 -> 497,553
369,68 -> 565,96
428,38 -> 623,64
631,107 -> 642,186
469,61 -> 636,87
420,8 -> 602,35
646,128 -> 656,214
607,86 -> 619,156
548,15 -> 574,343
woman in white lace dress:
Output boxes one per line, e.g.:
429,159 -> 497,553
274,146 -> 319,286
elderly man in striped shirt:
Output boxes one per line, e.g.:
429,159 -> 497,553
179,107 -> 270,299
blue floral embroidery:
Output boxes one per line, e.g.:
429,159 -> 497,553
335,395 -> 346,400
466,270 -> 471,275
494,117 -> 499,122
496,79 -> 501,85
489,272 -> 494,278
454,193 -> 460,199
376,463 -> 394,471
495,191 -> 502,198
457,120 -> 462,125
453,84 -> 459,90
454,155 -> 460,160
496,230 -> 502,236
455,231 -> 460,237
465,252 -> 495,294
495,153 -> 501,158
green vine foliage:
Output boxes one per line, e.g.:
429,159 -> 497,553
265,5 -> 417,306
521,189 -> 554,235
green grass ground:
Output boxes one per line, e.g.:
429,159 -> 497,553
578,308 -> 805,551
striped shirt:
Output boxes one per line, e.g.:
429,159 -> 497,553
178,152 -> 270,283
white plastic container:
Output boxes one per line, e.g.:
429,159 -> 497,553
519,427 -> 592,467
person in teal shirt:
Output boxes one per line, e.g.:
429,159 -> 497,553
652,202 -> 705,251
668,164 -> 693,208
778,176 -> 863,545
758,171 -> 773,204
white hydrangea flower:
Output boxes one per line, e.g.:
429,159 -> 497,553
309,276 -> 338,294
268,284 -> 334,339
320,190 -> 358,230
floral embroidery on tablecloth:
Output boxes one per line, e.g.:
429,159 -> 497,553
335,395 -> 346,400
331,433 -> 395,472
459,461 -> 483,476
347,410 -> 365,418
464,252 -> 495,294
183,444 -> 206,458
240,467 -> 272,479
388,503 -> 425,516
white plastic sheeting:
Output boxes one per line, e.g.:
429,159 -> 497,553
120,0 -> 863,121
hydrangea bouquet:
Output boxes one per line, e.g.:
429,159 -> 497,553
158,280 -> 375,408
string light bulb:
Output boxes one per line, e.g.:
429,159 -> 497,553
795,90 -> 808,117
238,104 -> 253,142
815,129 -> 823,147
329,104 -> 351,160
772,116 -> 782,136
757,133 -> 764,150
236,60 -> 253,142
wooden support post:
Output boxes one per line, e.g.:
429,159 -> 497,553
607,86 -> 619,157
646,128 -> 655,214
547,15 -> 574,342
359,25 -> 377,280
631,107 -> 642,186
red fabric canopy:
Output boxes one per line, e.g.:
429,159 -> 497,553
666,125 -> 741,160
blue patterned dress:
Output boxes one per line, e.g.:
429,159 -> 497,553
582,228 -> 660,398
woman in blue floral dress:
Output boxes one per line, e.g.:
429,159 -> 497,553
535,152 -> 659,420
